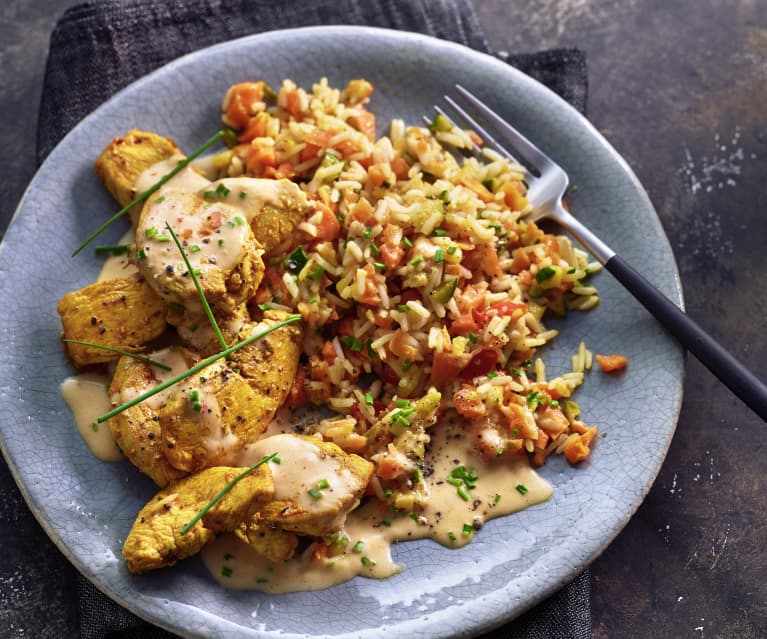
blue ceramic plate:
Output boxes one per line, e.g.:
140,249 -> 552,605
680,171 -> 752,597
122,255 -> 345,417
0,27 -> 683,638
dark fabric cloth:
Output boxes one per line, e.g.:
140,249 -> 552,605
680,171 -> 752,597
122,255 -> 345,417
39,1 -> 591,637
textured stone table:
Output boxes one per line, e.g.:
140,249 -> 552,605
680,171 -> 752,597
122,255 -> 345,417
1,1 -> 765,637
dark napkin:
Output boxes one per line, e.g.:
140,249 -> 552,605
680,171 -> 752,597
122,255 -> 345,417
38,0 -> 590,637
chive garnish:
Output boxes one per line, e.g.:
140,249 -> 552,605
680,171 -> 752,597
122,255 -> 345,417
353,540 -> 364,553
165,223 -> 227,352
360,556 -> 376,566
179,452 -> 278,536
364,391 -> 374,405
516,484 -> 529,495
62,339 -> 172,371
96,315 -> 301,423
94,244 -> 130,256
73,129 -> 235,256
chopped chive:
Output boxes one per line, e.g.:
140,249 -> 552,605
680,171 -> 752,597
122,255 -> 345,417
145,227 -> 159,239
373,261 -> 386,270
397,304 -> 410,312
317,478 -> 330,490
218,239 -> 225,247
431,229 -> 447,237
364,392 -> 374,406
221,566 -> 233,577
487,370 -> 498,378
155,234 -> 171,243
165,223 -> 227,352
434,248 -> 444,263
90,422 -> 99,432
410,255 -> 423,266
456,485 -> 470,501
364,226 -> 373,238
189,245 -> 201,253
94,244 -> 130,256
401,358 -> 411,372
447,531 -> 457,543
179,452 -> 278,536
360,556 -> 376,566
62,339 -> 172,371
73,129 -> 234,256
96,315 -> 301,423
308,487 -> 322,500
370,243 -> 380,256
493,494 -> 501,504
340,336 -> 364,351
384,488 -> 393,498
462,523 -> 474,537
256,577 -> 268,584
408,512 -> 418,521
447,245 -> 457,255
395,399 -> 410,408
536,266 -> 557,283
155,196 -> 166,204
239,191 -> 247,200
137,248 -> 147,261
353,540 -> 364,553
285,246 -> 308,273
216,183 -> 231,198
189,389 -> 200,401
402,237 -> 413,248
468,332 -> 478,344
257,303 -> 272,311
550,399 -> 560,408
516,484 -> 529,495
223,552 -> 234,561
233,215 -> 245,226
192,401 -> 203,412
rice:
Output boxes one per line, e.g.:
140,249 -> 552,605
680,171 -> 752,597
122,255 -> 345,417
218,77 -> 602,475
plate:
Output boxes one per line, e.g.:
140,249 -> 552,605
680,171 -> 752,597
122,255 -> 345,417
0,26 -> 684,638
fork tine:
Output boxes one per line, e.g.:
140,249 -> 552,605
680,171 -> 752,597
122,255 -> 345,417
455,84 -> 556,173
442,95 -> 518,165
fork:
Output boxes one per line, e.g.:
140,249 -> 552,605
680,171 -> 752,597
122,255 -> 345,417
432,84 -> 767,421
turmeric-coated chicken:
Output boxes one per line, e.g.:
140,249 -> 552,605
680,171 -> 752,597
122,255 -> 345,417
244,434 -> 374,537
57,275 -> 168,368
108,346 -> 198,486
122,464 -> 274,573
135,190 -> 265,319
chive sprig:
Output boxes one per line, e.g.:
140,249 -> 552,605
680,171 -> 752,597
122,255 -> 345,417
96,314 -> 301,424
72,129 -> 236,257
179,452 -> 279,536
62,339 -> 172,371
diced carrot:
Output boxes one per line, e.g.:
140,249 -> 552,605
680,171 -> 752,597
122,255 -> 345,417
450,312 -> 481,336
380,224 -> 404,269
510,249 -> 531,274
430,350 -> 465,386
348,111 -> 376,142
237,112 -> 271,143
465,243 -> 502,278
564,434 -> 593,464
537,407 -> 569,437
334,138 -> 359,159
468,130 -> 484,147
367,164 -> 387,188
500,180 -> 528,211
321,340 -> 337,363
596,354 -> 628,372
389,330 -> 419,361
313,203 -> 341,241
358,264 -> 382,306
459,348 -> 499,379
245,141 -> 276,176
349,198 -> 376,224
285,365 -> 308,408
285,89 -> 304,118
390,156 -> 410,180
223,82 -> 265,130
263,162 -> 296,180
534,429 -> 550,451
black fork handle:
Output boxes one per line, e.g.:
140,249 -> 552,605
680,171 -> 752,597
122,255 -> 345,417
605,254 -> 767,421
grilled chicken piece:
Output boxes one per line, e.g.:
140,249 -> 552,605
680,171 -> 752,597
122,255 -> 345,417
246,434 -> 374,537
234,513 -> 299,562
159,359 -> 281,473
135,191 -> 265,319
203,178 -> 312,254
95,130 -> 181,224
123,464 -> 274,574
107,346 -> 198,486
57,275 -> 167,368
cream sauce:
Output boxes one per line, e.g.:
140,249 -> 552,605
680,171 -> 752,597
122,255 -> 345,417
98,230 -> 138,281
116,347 -> 191,411
204,177 -> 307,226
134,154 -> 211,195
136,191 -> 251,288
61,374 -> 123,462
202,415 -> 551,593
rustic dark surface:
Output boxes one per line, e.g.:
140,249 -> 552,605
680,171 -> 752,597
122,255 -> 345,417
1,1 -> 765,638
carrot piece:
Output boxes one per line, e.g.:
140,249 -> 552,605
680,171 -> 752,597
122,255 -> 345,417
596,354 -> 628,372
222,82 -> 265,129
390,156 -> 410,180
313,203 -> 341,241
348,111 -> 376,142
458,176 -> 494,203
501,181 -> 528,211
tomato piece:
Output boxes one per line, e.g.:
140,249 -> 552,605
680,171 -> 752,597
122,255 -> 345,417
430,351 -> 465,386
487,300 -> 528,318
285,365 -> 308,408
459,349 -> 499,379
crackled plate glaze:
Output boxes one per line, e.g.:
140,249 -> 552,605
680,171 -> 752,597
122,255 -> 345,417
0,26 -> 683,638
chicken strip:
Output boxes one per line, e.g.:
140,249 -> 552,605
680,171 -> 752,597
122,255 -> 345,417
135,190 -> 265,319
58,275 -> 167,368
94,130 -> 181,224
242,434 -> 374,537
107,346 -> 198,486
123,464 -> 274,574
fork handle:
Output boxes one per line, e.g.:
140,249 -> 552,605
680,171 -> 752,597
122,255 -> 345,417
604,254 -> 767,421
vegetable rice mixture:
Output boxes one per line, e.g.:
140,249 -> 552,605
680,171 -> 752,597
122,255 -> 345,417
58,77 -> 606,587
